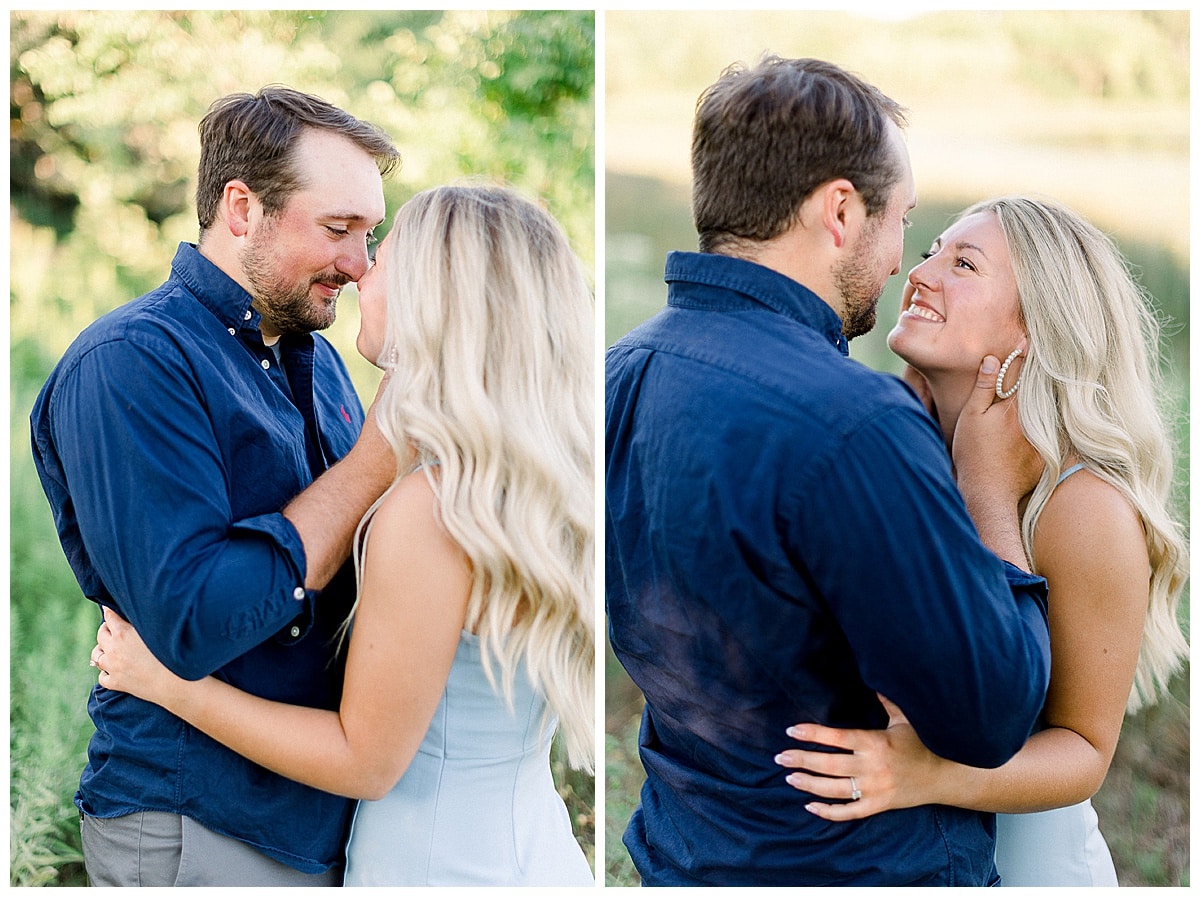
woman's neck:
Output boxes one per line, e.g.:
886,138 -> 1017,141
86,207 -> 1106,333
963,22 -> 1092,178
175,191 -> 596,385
924,372 -> 977,455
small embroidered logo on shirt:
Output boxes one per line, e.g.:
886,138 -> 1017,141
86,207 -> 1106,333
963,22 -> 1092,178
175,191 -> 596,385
340,405 -> 351,424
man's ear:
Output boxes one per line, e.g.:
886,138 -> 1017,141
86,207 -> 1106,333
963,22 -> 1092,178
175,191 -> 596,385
819,178 -> 864,250
219,179 -> 257,239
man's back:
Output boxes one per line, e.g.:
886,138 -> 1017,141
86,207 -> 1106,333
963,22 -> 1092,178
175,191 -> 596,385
606,252 -> 1049,885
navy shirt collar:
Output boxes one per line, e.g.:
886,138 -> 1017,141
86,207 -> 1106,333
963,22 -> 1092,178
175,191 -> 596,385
665,250 -> 850,356
170,242 -> 265,335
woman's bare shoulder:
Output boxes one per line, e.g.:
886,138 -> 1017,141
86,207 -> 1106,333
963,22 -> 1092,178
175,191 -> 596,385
1035,467 -> 1147,578
368,471 -> 451,554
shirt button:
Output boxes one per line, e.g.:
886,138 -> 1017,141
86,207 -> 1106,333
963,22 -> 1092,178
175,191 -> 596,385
244,310 -> 252,321
261,359 -> 270,370
289,625 -> 301,638
227,328 -> 236,335
293,587 -> 306,601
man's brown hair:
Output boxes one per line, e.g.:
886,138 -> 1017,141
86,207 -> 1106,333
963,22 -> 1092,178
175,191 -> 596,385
691,56 -> 906,255
195,85 -> 400,233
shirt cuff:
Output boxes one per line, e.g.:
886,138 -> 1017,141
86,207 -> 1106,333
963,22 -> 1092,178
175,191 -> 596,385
226,515 -> 307,599
1001,560 -> 1049,615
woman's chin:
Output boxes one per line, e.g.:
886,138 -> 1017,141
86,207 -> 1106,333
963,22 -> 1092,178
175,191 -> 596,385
887,332 -> 944,382
886,325 -> 915,362
887,323 -> 949,369
356,340 -> 384,368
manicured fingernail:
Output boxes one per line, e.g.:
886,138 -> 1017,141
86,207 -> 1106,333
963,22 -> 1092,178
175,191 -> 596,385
786,726 -> 799,737
774,753 -> 786,765
805,803 -> 819,814
982,355 -> 999,374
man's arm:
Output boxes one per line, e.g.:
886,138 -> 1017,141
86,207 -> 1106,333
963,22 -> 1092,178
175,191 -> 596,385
283,374 -> 399,590
795,375 -> 1049,769
47,338 -> 392,679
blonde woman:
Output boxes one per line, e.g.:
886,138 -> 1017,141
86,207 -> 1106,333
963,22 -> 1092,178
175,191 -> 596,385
775,196 -> 1187,885
93,185 -> 595,886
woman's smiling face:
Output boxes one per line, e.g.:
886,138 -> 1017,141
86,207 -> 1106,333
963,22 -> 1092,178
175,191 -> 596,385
887,211 -> 1026,377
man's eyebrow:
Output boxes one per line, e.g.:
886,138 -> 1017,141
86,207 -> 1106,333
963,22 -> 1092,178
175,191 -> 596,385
321,211 -> 387,230
320,212 -> 374,222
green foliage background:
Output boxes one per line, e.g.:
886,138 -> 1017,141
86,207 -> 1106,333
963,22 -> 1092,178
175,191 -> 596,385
10,10 -> 595,886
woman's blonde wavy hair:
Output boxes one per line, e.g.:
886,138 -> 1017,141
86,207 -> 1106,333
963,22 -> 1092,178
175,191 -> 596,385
353,183 -> 594,770
962,195 -> 1187,714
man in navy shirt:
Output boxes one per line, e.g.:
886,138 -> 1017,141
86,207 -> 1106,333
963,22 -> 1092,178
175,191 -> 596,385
606,57 -> 1051,885
32,88 -> 400,885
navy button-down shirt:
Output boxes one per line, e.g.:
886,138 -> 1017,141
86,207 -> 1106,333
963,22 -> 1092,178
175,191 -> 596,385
31,243 -> 365,873
606,251 -> 1051,886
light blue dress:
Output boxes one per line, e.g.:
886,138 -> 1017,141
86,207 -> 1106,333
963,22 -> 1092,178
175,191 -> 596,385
994,464 -> 1118,887
343,631 -> 594,886
995,800 -> 1117,885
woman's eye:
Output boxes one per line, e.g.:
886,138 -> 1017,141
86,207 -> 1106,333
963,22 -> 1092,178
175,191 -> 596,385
955,257 -> 977,271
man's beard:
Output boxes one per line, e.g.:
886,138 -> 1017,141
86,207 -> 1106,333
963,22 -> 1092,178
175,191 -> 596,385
833,228 -> 888,341
240,229 -> 346,336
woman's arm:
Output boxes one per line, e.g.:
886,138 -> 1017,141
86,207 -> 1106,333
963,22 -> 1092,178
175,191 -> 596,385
776,470 -> 1149,817
97,472 -> 471,801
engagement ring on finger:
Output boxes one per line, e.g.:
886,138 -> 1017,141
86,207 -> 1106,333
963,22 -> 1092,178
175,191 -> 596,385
850,776 -> 862,801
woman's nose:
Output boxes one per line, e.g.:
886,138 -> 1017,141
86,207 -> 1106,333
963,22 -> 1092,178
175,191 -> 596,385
907,258 -> 935,291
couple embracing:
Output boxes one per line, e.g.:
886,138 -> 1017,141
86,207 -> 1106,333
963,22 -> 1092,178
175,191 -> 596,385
606,56 -> 1187,886
33,88 -> 594,886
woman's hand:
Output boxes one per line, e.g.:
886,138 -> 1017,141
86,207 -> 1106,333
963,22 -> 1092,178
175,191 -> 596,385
949,349 -> 1043,571
92,609 -> 184,707
952,342 -> 1043,502
775,695 -> 949,821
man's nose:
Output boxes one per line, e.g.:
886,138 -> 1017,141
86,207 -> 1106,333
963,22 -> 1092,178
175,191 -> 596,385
338,238 -> 371,281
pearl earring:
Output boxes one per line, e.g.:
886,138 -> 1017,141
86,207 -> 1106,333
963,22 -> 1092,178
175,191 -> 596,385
995,347 -> 1023,399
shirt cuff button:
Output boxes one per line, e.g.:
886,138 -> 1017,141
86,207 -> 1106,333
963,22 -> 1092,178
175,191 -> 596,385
289,625 -> 301,638
293,587 -> 306,601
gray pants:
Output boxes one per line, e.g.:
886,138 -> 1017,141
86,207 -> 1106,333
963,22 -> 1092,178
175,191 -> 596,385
80,811 -> 342,887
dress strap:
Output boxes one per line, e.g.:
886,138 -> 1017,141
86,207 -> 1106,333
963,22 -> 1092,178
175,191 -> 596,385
1055,463 -> 1086,486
